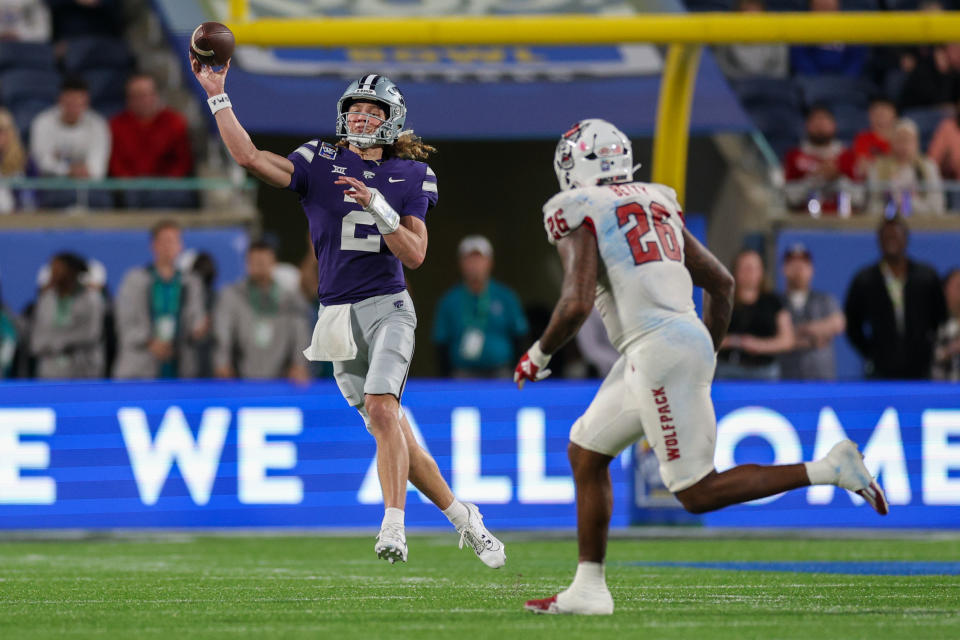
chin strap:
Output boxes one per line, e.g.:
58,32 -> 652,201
364,191 -> 400,235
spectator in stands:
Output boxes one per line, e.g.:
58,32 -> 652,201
899,42 -> 960,112
784,105 -> 859,215
433,235 -> 529,378
48,0 -> 122,43
13,265 -> 48,377
778,243 -> 845,380
271,260 -> 301,296
868,118 -> 944,216
863,1 -> 942,102
29,251 -> 104,378
851,97 -> 896,179
0,272 -> 17,378
113,220 -> 207,379
180,250 -> 217,377
789,0 -> 867,77
29,76 -> 110,208
717,249 -> 795,381
714,0 -> 788,80
933,268 -> 960,381
927,98 -> 960,182
0,0 -> 50,42
0,107 -> 28,214
84,257 -> 117,375
109,74 -> 195,208
845,215 -> 946,379
575,308 -> 620,377
213,241 -> 310,382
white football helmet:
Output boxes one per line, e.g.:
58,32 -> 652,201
554,119 -> 637,191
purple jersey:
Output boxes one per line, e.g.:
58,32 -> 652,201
287,140 -> 438,305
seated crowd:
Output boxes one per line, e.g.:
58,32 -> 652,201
715,0 -> 960,215
0,73 -> 194,211
784,101 -> 948,215
0,1 -> 195,212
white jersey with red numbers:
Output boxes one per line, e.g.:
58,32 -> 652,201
542,181 -> 696,353
544,181 -> 717,493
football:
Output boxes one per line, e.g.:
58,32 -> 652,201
190,21 -> 234,67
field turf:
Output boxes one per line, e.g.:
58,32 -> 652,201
1,534 -> 958,639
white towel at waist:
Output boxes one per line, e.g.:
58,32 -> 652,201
302,304 -> 358,362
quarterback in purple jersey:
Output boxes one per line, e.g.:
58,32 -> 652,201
191,59 -> 505,568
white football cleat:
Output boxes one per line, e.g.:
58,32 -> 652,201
456,502 -> 506,569
827,440 -> 889,515
525,587 -> 614,615
375,523 -> 408,564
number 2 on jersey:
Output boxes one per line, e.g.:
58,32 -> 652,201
616,202 -> 682,266
341,188 -> 383,253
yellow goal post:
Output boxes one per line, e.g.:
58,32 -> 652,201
224,4 -> 960,204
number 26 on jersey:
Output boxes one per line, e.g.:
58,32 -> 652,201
545,202 -> 682,267
616,202 -> 682,266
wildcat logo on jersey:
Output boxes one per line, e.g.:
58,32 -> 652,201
319,142 -> 337,160
394,300 -> 405,310
363,171 -> 376,179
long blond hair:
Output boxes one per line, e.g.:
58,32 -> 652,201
336,130 -> 437,161
0,109 -> 26,176
391,130 -> 436,161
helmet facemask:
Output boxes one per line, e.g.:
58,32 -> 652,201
339,101 -> 390,149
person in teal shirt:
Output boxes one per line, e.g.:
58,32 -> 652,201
112,220 -> 208,379
433,235 -> 529,378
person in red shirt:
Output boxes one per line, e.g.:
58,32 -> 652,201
784,104 -> 860,215
110,74 -> 195,207
851,97 -> 897,179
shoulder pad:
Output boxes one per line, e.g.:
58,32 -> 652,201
542,189 -> 583,216
542,190 -> 591,245
649,183 -> 678,205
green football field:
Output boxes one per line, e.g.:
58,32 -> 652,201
1,533 -> 958,639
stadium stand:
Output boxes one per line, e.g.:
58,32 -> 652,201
0,40 -> 55,71
0,67 -> 60,141
62,36 -> 133,117
731,76 -> 804,157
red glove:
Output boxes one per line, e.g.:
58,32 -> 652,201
513,341 -> 552,390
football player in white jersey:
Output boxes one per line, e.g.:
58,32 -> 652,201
516,119 -> 889,616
